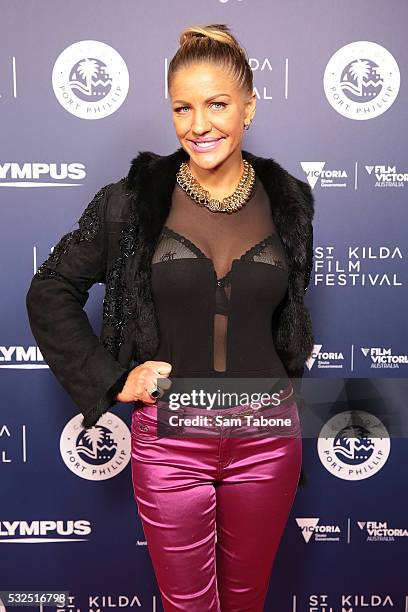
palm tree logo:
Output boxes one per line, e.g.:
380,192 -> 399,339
76,425 -> 117,464
340,58 -> 383,102
83,426 -> 104,459
69,57 -> 112,101
333,425 -> 375,464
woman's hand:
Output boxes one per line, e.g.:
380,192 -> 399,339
114,360 -> 172,404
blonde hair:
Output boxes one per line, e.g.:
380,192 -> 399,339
168,24 -> 253,95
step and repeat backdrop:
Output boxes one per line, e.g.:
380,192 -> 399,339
1,1 -> 407,611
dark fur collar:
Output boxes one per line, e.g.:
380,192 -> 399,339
124,146 -> 314,250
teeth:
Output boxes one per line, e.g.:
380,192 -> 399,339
195,140 -> 220,147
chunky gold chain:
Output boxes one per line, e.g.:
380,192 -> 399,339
176,158 -> 256,213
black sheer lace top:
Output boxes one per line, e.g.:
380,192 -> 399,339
150,174 -> 290,382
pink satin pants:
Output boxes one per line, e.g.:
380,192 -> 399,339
131,391 -> 302,612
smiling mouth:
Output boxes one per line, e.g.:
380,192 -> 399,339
189,137 -> 225,150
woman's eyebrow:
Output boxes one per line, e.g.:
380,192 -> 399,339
173,93 -> 232,104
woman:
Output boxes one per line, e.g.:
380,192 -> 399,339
26,24 -> 314,612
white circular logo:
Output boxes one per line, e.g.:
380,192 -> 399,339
317,410 -> 390,480
323,41 -> 400,120
60,412 -> 131,480
52,40 -> 129,119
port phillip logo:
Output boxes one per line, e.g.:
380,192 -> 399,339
323,41 -> 400,120
317,410 -> 390,481
52,40 -> 129,119
60,413 -> 130,481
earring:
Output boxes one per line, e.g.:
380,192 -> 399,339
244,118 -> 253,130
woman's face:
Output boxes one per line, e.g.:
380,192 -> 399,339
169,62 -> 256,170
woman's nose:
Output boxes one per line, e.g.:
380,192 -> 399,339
191,111 -> 211,134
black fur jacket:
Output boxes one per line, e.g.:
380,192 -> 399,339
26,145 -> 315,438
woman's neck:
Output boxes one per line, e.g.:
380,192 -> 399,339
187,152 -> 245,200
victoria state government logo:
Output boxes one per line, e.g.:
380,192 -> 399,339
60,412 -> 131,480
52,40 -> 129,119
317,410 -> 390,481
323,41 -> 400,120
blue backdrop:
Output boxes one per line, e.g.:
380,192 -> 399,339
1,1 -> 407,610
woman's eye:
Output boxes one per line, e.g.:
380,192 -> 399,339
211,102 -> 227,110
174,102 -> 227,114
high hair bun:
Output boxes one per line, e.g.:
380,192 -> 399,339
168,23 -> 253,95
179,24 -> 241,51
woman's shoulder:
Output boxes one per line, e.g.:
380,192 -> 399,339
102,176 -> 134,223
244,148 -> 315,220
102,148 -> 182,224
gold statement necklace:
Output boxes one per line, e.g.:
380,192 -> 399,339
176,158 -> 256,213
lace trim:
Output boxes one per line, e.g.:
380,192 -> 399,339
35,184 -> 111,277
101,185 -> 139,357
242,234 -> 275,259
161,226 -> 205,259
159,226 -> 280,285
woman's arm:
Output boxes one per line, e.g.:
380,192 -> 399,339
26,184 -> 130,429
